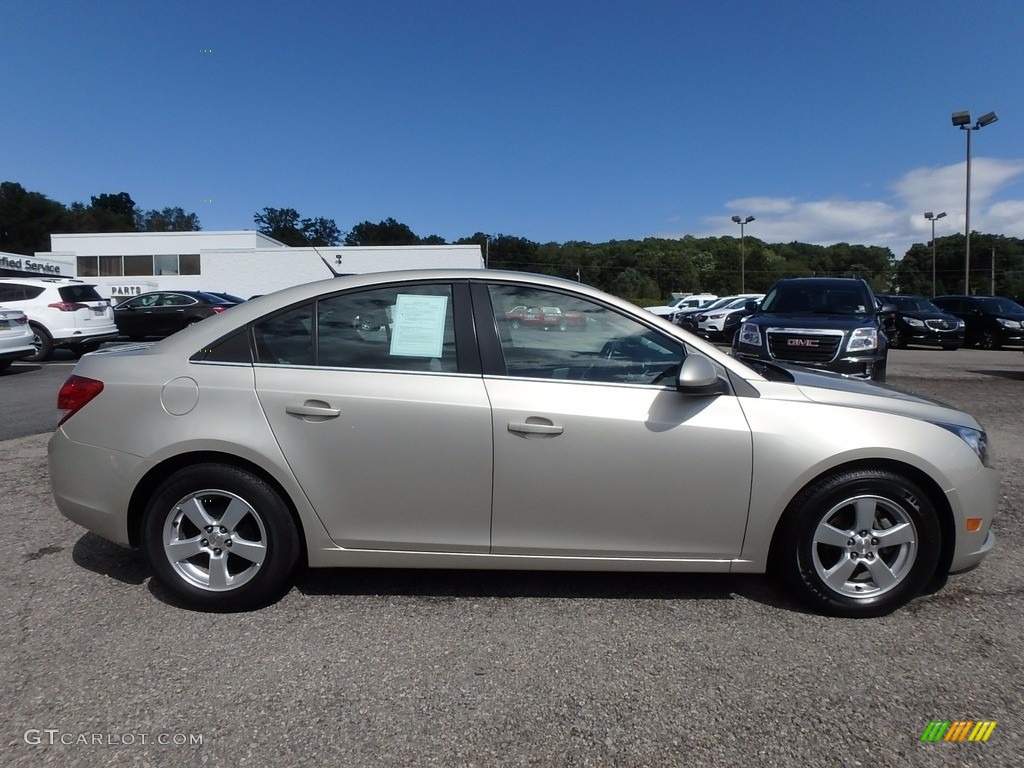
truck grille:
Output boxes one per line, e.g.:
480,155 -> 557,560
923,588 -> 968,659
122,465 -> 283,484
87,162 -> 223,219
767,329 -> 843,363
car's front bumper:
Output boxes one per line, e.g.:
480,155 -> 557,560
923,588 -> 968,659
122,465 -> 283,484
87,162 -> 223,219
948,465 -> 1000,573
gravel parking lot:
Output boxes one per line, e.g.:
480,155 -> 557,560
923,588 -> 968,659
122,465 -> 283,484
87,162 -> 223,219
2,348 -> 1022,767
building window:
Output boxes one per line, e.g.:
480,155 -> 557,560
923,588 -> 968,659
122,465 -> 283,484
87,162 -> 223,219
180,253 -> 201,275
124,255 -> 154,276
155,254 -> 179,275
77,256 -> 98,276
99,255 -> 123,276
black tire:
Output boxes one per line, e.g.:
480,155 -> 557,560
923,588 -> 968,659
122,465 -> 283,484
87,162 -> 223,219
941,345 -> 960,351
978,330 -> 1001,350
26,324 -> 54,362
509,319 -> 521,330
889,330 -> 906,349
142,464 -> 301,611
773,469 -> 941,618
69,341 -> 102,358
0,360 -> 11,372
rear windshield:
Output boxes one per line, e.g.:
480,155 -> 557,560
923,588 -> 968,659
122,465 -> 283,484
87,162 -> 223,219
58,285 -> 104,302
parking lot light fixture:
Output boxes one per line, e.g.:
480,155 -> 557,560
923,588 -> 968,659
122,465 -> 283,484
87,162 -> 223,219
731,215 -> 755,293
952,110 -> 998,294
924,211 -> 947,297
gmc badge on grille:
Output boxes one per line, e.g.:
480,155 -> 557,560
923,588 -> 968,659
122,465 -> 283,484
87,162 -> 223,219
788,338 -> 819,347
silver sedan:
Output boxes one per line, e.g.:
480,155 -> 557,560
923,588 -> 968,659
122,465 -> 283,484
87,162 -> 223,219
48,270 -> 998,617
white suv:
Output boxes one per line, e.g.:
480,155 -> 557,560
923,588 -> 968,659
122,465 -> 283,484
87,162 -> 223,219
0,278 -> 119,361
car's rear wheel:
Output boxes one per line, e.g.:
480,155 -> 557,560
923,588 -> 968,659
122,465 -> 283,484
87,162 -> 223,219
509,319 -> 521,330
889,329 -> 906,349
142,464 -> 301,611
26,324 -> 54,362
774,469 -> 940,618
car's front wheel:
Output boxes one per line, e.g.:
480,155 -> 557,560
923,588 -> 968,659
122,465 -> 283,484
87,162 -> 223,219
774,469 -> 941,617
142,464 -> 301,611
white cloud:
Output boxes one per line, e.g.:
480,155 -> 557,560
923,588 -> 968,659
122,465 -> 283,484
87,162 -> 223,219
676,157 -> 1024,257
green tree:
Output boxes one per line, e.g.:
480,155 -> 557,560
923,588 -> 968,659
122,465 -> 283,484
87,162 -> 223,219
345,218 -> 420,246
136,206 -> 201,232
0,181 -> 67,254
254,207 -> 305,246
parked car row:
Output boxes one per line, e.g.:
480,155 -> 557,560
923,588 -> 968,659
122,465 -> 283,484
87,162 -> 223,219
0,278 -> 245,363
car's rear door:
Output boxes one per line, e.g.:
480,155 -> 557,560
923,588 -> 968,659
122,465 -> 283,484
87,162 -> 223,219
253,281 -> 493,553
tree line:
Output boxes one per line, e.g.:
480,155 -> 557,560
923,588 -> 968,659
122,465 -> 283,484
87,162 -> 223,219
3,181 -> 1022,302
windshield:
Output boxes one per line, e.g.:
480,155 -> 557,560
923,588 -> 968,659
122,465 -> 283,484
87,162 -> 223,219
760,282 -> 873,315
889,296 -> 940,312
975,296 -> 1024,314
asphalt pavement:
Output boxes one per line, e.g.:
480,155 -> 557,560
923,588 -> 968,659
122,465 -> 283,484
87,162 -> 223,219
1,346 -> 1022,767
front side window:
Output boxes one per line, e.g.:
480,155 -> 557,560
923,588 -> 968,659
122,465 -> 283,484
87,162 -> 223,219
487,285 -> 682,386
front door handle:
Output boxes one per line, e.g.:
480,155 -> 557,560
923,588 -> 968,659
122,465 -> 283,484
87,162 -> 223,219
508,420 -> 563,436
286,400 -> 340,420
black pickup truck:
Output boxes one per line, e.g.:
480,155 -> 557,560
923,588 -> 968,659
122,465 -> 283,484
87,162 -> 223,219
732,277 -> 893,382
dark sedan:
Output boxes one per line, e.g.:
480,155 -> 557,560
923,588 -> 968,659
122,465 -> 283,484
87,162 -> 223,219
931,295 -> 1024,350
114,291 -> 238,340
875,295 -> 964,350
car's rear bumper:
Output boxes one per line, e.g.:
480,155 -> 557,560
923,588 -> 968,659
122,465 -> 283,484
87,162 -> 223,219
48,429 -> 150,547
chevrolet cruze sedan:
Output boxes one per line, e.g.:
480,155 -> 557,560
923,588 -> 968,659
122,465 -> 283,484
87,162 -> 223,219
49,270 -> 998,617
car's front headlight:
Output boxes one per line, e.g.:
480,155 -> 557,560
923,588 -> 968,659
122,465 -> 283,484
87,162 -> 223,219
847,327 -> 878,352
997,318 -> 1022,329
737,322 -> 761,346
936,423 -> 991,467
905,318 -> 925,328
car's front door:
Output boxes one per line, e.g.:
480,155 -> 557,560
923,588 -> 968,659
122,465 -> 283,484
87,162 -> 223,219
479,283 -> 753,560
253,282 -> 493,553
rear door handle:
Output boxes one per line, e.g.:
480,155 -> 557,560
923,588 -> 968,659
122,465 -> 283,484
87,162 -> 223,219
286,401 -> 341,419
508,420 -> 563,436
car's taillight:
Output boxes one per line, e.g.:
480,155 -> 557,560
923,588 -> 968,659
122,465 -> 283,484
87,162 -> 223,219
15,315 -> 27,325
57,375 -> 104,426
211,306 -> 226,314
48,301 -> 89,312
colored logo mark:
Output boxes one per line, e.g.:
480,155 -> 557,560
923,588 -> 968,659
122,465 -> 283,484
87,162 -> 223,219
921,720 -> 997,742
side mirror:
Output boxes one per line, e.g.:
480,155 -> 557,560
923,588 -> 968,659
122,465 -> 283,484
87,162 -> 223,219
744,300 -> 759,313
676,354 -> 725,396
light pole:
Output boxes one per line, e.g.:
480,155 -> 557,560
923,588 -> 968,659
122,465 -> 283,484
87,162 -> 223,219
731,215 -> 755,293
952,110 -> 998,294
924,211 -> 946,297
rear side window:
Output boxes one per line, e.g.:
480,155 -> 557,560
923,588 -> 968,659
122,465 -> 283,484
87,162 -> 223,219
0,284 -> 44,301
58,285 -> 104,302
252,284 -> 459,373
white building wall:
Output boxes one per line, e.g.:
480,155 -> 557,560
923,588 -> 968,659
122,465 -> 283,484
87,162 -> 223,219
202,245 -> 485,298
49,231 -> 286,255
28,231 -> 484,301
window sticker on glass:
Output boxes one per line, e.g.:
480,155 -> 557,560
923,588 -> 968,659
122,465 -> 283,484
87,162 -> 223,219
389,294 -> 448,357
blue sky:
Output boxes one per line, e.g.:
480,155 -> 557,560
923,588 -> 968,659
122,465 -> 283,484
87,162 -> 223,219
3,0 -> 1022,257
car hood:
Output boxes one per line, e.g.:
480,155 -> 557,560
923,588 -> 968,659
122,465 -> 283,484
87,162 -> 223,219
776,363 -> 981,429
899,310 -> 960,322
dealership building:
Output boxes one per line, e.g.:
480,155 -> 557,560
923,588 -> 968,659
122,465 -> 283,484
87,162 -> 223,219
0,231 -> 484,300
